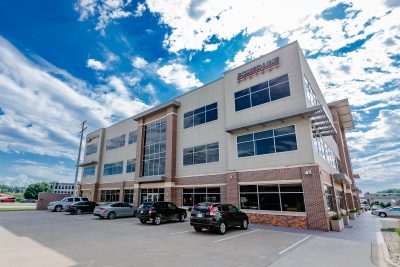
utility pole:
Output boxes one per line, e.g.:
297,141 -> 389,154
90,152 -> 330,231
73,120 -> 87,196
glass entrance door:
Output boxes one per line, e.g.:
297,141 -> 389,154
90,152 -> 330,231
140,188 -> 165,203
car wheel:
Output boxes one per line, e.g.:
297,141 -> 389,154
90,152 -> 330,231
55,205 -> 62,212
218,221 -> 227,235
379,212 -> 387,218
179,213 -> 185,222
194,227 -> 202,232
108,212 -> 116,219
153,215 -> 161,225
76,209 -> 82,215
241,219 -> 249,230
140,219 -> 147,224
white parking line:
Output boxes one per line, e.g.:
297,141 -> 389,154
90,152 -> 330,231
213,229 -> 260,243
169,230 -> 193,235
278,235 -> 311,255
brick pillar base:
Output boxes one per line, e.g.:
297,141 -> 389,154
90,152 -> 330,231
172,187 -> 182,207
346,193 -> 355,209
133,186 -> 140,207
302,166 -> 330,231
164,187 -> 172,202
226,172 -> 239,207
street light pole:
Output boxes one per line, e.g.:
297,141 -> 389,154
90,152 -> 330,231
73,120 -> 87,197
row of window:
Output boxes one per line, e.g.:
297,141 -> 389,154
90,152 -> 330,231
313,136 -> 340,171
184,102 -> 218,129
303,76 -> 320,107
104,130 -> 138,152
237,125 -> 297,158
102,159 -> 136,176
143,118 -> 167,177
234,74 -> 290,112
240,184 -> 305,212
182,187 -> 221,206
86,144 -> 98,156
183,142 -> 219,166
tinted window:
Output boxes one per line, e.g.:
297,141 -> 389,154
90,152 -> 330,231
82,198 -> 89,201
237,142 -> 254,157
184,103 -> 218,129
235,96 -> 251,111
67,198 -> 74,202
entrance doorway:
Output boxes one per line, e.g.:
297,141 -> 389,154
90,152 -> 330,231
140,188 -> 164,204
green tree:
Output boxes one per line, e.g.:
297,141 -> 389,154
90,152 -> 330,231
24,182 -> 51,199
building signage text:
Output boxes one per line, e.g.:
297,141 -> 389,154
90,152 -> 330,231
237,57 -> 279,81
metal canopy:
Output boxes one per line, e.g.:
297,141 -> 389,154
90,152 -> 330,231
310,106 -> 336,137
78,161 -> 98,167
328,99 -> 355,130
333,173 -> 352,185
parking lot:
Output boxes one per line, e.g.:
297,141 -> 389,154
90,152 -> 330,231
0,211 -> 382,267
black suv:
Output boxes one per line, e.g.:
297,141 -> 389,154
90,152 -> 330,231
136,202 -> 187,225
66,201 -> 99,215
190,202 -> 249,235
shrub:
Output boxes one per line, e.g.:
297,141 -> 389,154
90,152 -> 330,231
349,208 -> 357,213
330,214 -> 343,220
396,228 -> 400,237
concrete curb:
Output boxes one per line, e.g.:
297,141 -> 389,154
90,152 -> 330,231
377,231 -> 400,267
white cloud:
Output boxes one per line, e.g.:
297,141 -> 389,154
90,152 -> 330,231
204,43 -> 219,52
0,174 -> 36,187
86,58 -> 106,71
75,0 -> 133,34
132,56 -> 149,69
134,2 -> 147,17
157,63 -> 203,92
0,36 -> 150,160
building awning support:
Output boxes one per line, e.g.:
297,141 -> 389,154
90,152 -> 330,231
78,161 -> 98,167
333,173 -> 352,185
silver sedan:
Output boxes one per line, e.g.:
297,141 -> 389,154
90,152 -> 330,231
93,202 -> 137,219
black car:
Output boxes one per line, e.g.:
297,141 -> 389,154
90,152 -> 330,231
136,201 -> 187,225
66,201 -> 99,215
190,202 -> 249,235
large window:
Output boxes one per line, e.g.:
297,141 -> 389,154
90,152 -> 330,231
124,189 -> 134,203
234,74 -> 290,112
103,161 -> 123,176
140,188 -> 164,203
303,76 -> 320,107
324,185 -> 334,211
143,118 -> 166,176
126,159 -> 136,173
184,102 -> 218,129
183,142 -> 219,166
182,187 -> 221,206
313,136 -> 340,171
128,130 -> 137,144
240,184 -> 305,212
336,190 -> 346,210
237,125 -> 297,158
106,134 -> 126,151
83,166 -> 95,177
85,144 -> 98,155
100,190 -> 120,202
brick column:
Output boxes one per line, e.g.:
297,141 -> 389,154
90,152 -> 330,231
302,166 -> 330,231
135,118 -> 145,179
165,106 -> 177,182
133,184 -> 140,207
226,172 -> 239,207
346,192 -> 355,209
119,181 -> 125,202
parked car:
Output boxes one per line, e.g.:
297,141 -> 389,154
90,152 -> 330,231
372,206 -> 400,217
47,197 -> 89,212
66,201 -> 99,215
136,202 -> 187,225
371,205 -> 383,212
93,202 -> 137,219
360,203 -> 370,211
0,197 -> 16,203
190,202 -> 249,235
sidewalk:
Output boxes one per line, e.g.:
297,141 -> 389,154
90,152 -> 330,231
252,212 -> 386,267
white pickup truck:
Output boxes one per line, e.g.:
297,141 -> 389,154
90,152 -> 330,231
47,197 -> 89,212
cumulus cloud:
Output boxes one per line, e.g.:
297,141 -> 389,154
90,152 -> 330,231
86,58 -> 106,70
134,2 -> 147,17
132,56 -> 148,69
0,36 -> 150,160
157,63 -> 203,92
75,0 -> 133,34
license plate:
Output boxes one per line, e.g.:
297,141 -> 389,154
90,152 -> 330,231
196,213 -> 203,218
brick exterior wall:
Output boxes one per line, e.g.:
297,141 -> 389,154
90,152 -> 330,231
247,213 -> 308,229
36,192 -> 70,210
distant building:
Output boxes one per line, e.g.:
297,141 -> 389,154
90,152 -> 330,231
49,182 -> 75,195
364,193 -> 400,205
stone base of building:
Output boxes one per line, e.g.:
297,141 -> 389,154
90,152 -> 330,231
247,212 -> 308,229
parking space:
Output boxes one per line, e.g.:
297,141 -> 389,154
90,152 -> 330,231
0,211 -> 313,267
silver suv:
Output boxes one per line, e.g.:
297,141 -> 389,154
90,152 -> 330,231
48,197 -> 89,212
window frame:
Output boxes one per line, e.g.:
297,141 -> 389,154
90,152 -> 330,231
183,102 -> 218,129
183,142 -> 219,166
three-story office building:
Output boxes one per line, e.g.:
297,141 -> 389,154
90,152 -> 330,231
79,41 -> 360,231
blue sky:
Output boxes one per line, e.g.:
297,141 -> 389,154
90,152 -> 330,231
0,0 -> 398,194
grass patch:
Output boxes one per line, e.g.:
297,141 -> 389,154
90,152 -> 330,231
0,207 -> 35,212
